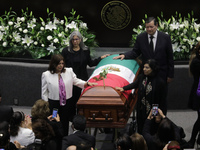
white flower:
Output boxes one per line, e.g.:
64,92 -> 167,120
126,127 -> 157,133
172,43 -> 181,52
27,21 -> 36,29
159,22 -> 165,29
12,32 -> 21,42
82,37 -> 88,42
42,22 -> 45,26
53,38 -> 59,43
63,38 -> 69,46
47,43 -> 56,53
21,17 -> 25,22
169,23 -> 179,31
41,44 -> 45,47
47,35 -> 53,41
17,17 -> 21,22
32,18 -> 36,23
53,17 -> 59,24
66,21 -> 77,29
65,28 -> 68,32
8,21 -> 13,26
80,22 -> 87,29
19,28 -> 22,32
196,37 -> 200,42
45,21 -> 57,30
14,21 -> 21,28
22,35 -> 33,46
34,41 -> 38,45
194,22 -> 200,32
23,29 -> 28,33
0,26 -> 6,31
58,33 -> 63,37
139,25 -> 143,29
0,31 -> 3,40
3,42 -> 7,47
40,27 -> 44,31
183,20 -> 189,28
60,20 -> 64,25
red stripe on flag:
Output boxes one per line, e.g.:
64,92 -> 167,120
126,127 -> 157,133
82,74 -> 132,99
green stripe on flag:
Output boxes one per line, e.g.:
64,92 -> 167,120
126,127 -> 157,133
95,54 -> 139,74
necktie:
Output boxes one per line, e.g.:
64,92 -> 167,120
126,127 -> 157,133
149,35 -> 154,52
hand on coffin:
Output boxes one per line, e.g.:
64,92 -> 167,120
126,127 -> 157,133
85,82 -> 98,88
101,54 -> 111,59
115,87 -> 124,92
113,54 -> 125,60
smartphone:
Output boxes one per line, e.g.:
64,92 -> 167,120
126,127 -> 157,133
52,108 -> 58,118
152,104 -> 159,116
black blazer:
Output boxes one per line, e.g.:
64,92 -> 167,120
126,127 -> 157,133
62,131 -> 96,150
0,105 -> 13,122
124,31 -> 174,82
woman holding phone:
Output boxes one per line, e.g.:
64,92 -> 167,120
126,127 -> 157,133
115,59 -> 167,133
41,54 -> 97,135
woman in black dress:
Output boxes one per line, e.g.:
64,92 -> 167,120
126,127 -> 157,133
115,59 -> 167,133
185,42 -> 200,148
61,31 -> 109,120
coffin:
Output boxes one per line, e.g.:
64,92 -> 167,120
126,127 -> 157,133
77,54 -> 140,128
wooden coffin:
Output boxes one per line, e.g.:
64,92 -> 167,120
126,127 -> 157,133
77,86 -> 138,128
77,54 -> 140,128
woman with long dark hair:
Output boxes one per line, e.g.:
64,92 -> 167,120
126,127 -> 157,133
9,111 -> 35,147
116,59 -> 167,133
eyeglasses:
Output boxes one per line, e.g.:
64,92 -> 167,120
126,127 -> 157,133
72,38 -> 80,41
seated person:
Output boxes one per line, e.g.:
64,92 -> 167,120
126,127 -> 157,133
32,119 -> 57,150
130,133 -> 148,150
10,111 -> 35,147
62,115 -> 96,150
115,133 -> 132,150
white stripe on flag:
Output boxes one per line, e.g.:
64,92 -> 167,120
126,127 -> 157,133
88,64 -> 135,83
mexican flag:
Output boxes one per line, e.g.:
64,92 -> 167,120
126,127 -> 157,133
82,54 -> 140,99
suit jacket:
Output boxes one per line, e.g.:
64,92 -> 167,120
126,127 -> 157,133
124,31 -> 174,82
0,105 -> 13,122
41,67 -> 86,101
62,131 -> 96,150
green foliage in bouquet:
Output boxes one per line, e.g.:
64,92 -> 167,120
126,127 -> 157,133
130,12 -> 200,60
0,7 -> 98,59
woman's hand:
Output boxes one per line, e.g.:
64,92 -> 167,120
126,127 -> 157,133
84,82 -> 98,88
115,87 -> 124,92
48,113 -> 60,122
147,110 -> 153,120
101,54 -> 110,59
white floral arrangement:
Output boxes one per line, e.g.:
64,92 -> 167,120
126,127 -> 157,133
0,8 -> 98,59
130,12 -> 200,60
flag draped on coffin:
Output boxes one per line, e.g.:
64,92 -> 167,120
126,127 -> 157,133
81,54 -> 140,100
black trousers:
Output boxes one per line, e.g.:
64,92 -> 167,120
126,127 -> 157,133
48,98 -> 74,136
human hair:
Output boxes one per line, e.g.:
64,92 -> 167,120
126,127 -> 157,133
130,133 -> 148,150
155,118 -> 176,149
167,141 -> 181,150
0,130 -> 10,148
32,119 -> 55,141
48,54 -> 66,74
68,31 -> 88,51
10,111 -> 25,136
31,99 -> 50,120
76,140 -> 92,150
72,115 -> 86,131
115,133 -> 132,150
144,59 -> 159,76
145,17 -> 158,25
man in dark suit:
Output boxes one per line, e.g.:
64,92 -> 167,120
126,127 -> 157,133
62,115 -> 96,150
0,92 -> 14,122
113,17 -> 174,114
